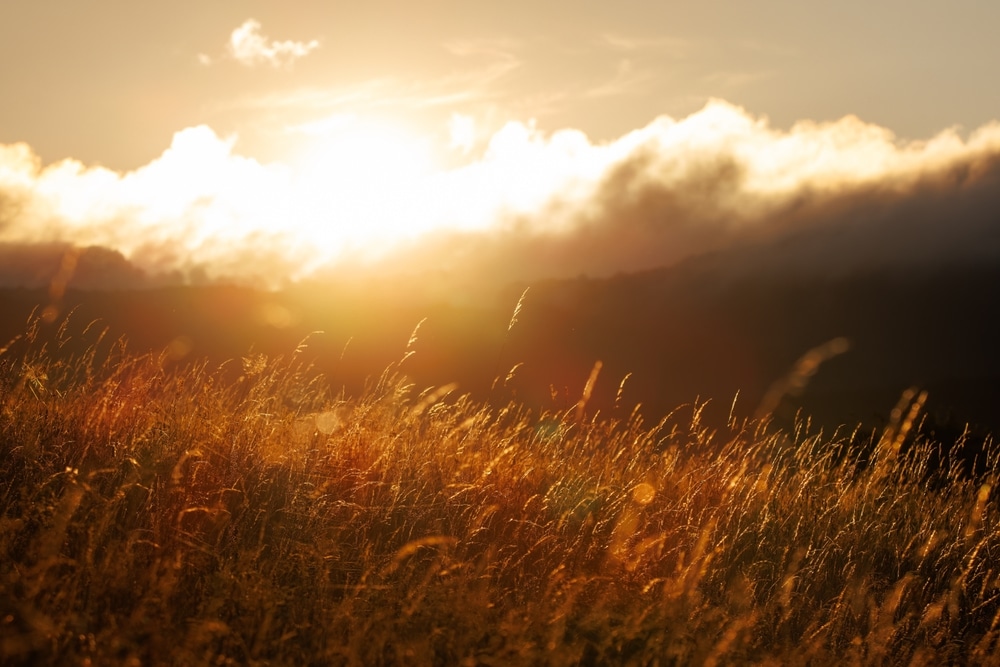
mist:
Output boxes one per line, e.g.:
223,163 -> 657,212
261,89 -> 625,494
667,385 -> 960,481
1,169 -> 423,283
2,100 -> 999,291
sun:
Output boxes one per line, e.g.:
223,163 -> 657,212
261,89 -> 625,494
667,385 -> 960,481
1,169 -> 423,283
287,114 -> 443,255
275,112 -> 615,272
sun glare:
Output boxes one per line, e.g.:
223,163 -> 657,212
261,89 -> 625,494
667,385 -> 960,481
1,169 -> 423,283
289,116 -> 442,253
8,101 -> 1000,287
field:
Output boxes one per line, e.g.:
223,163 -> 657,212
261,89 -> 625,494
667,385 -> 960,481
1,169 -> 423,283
1,311 -> 998,666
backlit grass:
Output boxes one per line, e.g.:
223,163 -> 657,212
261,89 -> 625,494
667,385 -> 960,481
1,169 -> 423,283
1,316 -> 998,665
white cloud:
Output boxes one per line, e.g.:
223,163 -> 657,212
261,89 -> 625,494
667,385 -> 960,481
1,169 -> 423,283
226,19 -> 320,68
448,113 -> 477,154
2,101 -> 1000,288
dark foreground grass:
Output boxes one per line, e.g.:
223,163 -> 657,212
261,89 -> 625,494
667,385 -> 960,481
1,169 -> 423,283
1,319 -> 999,666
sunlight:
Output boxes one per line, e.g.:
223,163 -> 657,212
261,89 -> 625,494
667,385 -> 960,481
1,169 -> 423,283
288,115 -> 441,252
5,101 -> 1000,287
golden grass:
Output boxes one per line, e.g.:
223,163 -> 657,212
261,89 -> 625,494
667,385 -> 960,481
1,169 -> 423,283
1,315 -> 998,665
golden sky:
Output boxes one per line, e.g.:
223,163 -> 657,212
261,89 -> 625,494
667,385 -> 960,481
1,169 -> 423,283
1,1 -> 999,288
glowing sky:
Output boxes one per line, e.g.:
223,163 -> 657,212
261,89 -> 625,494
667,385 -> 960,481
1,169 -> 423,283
1,1 -> 999,288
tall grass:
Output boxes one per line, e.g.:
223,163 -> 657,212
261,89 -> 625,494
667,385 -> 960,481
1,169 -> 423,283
1,314 -> 998,665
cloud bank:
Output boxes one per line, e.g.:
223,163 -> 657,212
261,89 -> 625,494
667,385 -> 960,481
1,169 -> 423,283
2,100 -> 1000,291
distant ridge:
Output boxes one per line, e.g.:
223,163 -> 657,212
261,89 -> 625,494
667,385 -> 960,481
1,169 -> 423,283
0,242 -> 154,290
2,255 -> 999,437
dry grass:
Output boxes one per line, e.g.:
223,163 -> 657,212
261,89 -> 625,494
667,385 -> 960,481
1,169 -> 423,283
1,314 -> 998,666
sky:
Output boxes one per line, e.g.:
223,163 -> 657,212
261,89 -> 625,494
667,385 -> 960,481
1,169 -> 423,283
1,1 -> 999,289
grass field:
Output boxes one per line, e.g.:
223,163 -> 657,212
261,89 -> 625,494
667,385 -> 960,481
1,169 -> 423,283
1,314 -> 998,665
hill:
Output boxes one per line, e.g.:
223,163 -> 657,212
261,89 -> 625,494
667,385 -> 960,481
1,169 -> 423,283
2,241 -> 998,438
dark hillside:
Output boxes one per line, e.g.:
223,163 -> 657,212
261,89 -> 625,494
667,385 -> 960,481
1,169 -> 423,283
2,257 -> 998,437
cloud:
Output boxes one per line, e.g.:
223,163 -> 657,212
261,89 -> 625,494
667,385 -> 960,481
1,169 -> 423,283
702,69 -> 776,88
2,101 -> 1000,292
0,128 -> 308,287
448,113 -> 477,154
443,38 -> 521,62
225,19 -> 320,68
227,39 -> 521,113
584,59 -> 654,99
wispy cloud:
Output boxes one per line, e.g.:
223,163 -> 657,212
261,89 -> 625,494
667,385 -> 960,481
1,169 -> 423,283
564,33 -> 694,103
225,40 -> 519,116
702,69 -> 776,88
216,44 -> 522,155
443,37 -> 522,62
201,19 -> 320,69
598,33 -> 693,58
584,59 -> 655,99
